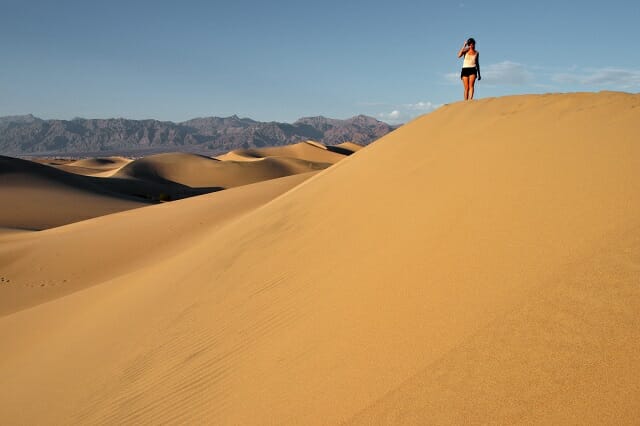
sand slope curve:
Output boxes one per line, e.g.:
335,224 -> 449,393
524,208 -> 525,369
216,140 -> 353,163
0,172 -> 317,316
116,151 -> 331,188
0,92 -> 639,424
0,155 -> 149,230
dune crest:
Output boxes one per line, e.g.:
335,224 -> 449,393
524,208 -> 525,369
0,155 -> 149,230
116,151 -> 331,188
216,140 -> 359,163
1,92 -> 639,424
68,156 -> 131,169
60,156 -> 132,176
1,141 -> 353,230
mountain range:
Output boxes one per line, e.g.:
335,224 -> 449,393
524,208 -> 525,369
0,114 -> 396,157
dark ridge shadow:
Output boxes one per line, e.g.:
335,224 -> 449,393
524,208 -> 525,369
87,175 -> 224,201
326,146 -> 355,156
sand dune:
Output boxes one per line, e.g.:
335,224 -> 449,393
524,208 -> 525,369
333,141 -> 364,153
30,156 -> 131,177
57,156 -> 132,176
68,156 -> 131,170
1,92 -> 639,424
0,155 -> 149,230
216,140 -> 356,163
116,151 -> 331,188
1,143 -> 339,230
0,172 -> 317,316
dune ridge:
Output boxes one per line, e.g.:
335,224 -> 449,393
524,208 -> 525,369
57,156 -> 132,177
68,156 -> 131,169
0,155 -> 150,230
1,92 -> 639,424
116,151 -> 331,188
1,141 -> 353,230
215,140 -> 359,163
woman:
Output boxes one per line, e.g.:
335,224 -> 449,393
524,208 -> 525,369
457,37 -> 481,100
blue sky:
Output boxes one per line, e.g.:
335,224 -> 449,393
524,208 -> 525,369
1,0 -> 639,123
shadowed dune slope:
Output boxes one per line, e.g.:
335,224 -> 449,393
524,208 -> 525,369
1,92 -> 640,424
333,141 -> 364,153
116,151 -> 331,188
0,155 -> 149,230
0,142 -> 348,231
216,141 -> 351,163
68,156 -> 131,169
30,157 -> 131,177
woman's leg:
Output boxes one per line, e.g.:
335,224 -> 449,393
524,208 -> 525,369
462,76 -> 470,100
468,74 -> 477,100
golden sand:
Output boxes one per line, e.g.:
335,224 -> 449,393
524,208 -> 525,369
0,92 -> 639,424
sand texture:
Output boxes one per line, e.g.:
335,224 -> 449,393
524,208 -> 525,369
1,92 -> 639,424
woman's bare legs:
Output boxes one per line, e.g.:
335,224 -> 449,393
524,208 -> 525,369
462,76 -> 470,100
468,74 -> 477,100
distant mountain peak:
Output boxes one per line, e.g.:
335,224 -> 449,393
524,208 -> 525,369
0,114 -> 41,125
345,114 -> 382,125
0,114 -> 397,157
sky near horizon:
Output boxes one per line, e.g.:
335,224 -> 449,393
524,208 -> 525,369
1,0 -> 639,124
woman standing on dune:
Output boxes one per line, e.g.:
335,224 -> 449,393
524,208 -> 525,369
458,37 -> 481,100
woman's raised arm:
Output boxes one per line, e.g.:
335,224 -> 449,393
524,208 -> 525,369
457,42 -> 469,58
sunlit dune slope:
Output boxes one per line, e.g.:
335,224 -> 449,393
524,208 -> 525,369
56,156 -> 132,176
1,92 -> 639,424
116,151 -> 331,188
216,140 -> 355,163
0,172 -> 317,316
0,155 -> 149,230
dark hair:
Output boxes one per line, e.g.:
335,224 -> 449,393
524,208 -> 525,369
467,38 -> 476,45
